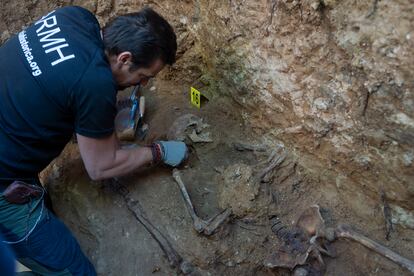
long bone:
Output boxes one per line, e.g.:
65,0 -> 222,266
172,169 -> 231,235
266,205 -> 414,274
303,206 -> 414,274
109,178 -> 196,275
330,224 -> 414,274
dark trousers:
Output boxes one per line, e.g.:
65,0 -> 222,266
0,194 -> 96,275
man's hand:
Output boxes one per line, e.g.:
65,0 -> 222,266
153,141 -> 188,167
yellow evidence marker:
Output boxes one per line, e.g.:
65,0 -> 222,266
190,87 -> 202,108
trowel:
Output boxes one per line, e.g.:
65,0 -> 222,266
115,85 -> 148,141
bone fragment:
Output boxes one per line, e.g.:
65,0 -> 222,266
267,205 -> 414,274
110,179 -> 195,274
188,129 -> 213,143
203,209 -> 232,235
232,142 -> 267,152
172,170 -> 198,219
381,191 -> 394,240
123,194 -> 183,267
335,224 -> 414,274
172,169 -> 230,235
296,205 -> 324,236
259,150 -> 287,182
167,114 -> 207,141
264,243 -> 318,269
298,205 -> 414,273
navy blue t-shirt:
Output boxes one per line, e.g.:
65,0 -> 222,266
0,6 -> 117,179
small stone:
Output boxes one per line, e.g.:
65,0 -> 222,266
402,152 -> 414,167
322,0 -> 337,7
180,261 -> 195,274
324,227 -> 336,242
354,155 -> 371,169
313,97 -> 331,111
179,16 -> 188,25
294,267 -> 309,276
310,1 -> 320,10
226,260 -> 235,267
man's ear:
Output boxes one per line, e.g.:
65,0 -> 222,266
117,51 -> 133,65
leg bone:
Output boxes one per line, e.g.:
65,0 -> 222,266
172,169 -> 230,235
109,179 -> 194,274
336,224 -> 414,274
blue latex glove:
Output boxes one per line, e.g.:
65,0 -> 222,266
157,141 -> 188,167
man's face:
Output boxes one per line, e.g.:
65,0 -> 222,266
109,51 -> 165,90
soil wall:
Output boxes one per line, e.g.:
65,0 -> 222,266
1,0 -> 413,238
189,0 -> 414,229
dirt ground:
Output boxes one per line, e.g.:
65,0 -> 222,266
0,0 -> 411,274
40,79 -> 413,276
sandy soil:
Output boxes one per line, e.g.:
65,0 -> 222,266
1,0 -> 412,274
41,79 -> 413,276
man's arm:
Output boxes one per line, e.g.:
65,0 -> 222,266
76,133 -> 153,180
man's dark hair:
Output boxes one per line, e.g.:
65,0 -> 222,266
103,7 -> 177,69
